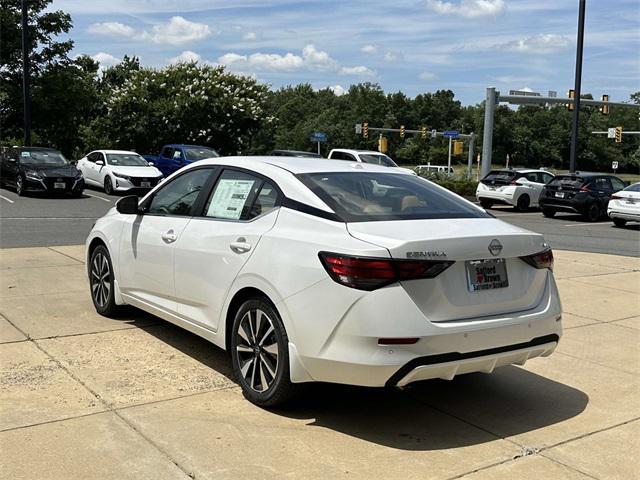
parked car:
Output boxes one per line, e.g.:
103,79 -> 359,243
608,182 -> 640,227
327,148 -> 417,175
86,156 -> 561,407
0,146 -> 84,197
77,150 -> 163,195
539,172 -> 627,221
270,149 -> 322,158
415,164 -> 454,175
144,144 -> 219,177
476,169 -> 554,211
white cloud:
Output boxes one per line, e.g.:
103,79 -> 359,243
361,44 -> 378,54
87,22 -> 136,38
340,65 -> 375,76
219,44 -> 370,76
329,85 -> 346,96
88,16 -> 211,46
384,51 -> 404,62
91,52 -> 121,74
242,31 -> 258,41
426,0 -> 505,18
499,34 -> 571,53
418,71 -> 436,80
169,50 -> 202,63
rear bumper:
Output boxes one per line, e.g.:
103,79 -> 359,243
608,209 -> 640,222
476,188 -> 517,206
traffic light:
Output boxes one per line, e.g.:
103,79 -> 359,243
453,140 -> 464,156
600,94 -> 609,115
400,125 -> 405,138
378,135 -> 388,153
567,89 -> 575,111
363,122 -> 369,139
615,126 -> 622,143
421,126 -> 427,139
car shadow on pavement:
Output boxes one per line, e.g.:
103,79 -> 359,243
140,316 -> 588,451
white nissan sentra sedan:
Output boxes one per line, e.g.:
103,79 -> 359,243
86,156 -> 562,407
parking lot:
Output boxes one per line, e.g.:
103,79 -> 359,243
0,244 -> 638,479
1,185 -> 638,257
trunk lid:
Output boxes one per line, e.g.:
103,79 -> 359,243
347,218 -> 550,322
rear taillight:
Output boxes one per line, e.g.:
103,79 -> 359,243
610,194 -> 622,200
318,252 -> 454,291
520,249 -> 554,271
580,185 -> 590,192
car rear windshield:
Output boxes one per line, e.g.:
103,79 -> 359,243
624,183 -> 640,192
548,176 -> 586,188
359,154 -> 398,167
481,170 -> 518,185
298,172 -> 489,222
184,147 -> 219,161
19,150 -> 68,165
106,153 -> 148,166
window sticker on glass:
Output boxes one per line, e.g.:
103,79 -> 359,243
21,151 -> 30,157
207,179 -> 256,219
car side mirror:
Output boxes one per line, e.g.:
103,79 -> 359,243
116,195 -> 141,215
96,160 -> 104,166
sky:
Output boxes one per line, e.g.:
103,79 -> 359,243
54,0 -> 640,105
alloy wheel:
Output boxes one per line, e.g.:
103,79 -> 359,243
235,308 -> 279,393
91,252 -> 111,308
104,177 -> 113,195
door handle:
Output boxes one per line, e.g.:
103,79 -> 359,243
161,229 -> 178,244
230,237 -> 251,253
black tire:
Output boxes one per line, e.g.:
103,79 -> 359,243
15,175 -> 25,196
104,177 -> 114,195
542,208 -> 556,218
89,245 -> 120,317
479,199 -> 494,209
515,194 -> 530,212
584,203 -> 601,222
72,189 -> 83,198
613,218 -> 627,228
230,297 -> 297,407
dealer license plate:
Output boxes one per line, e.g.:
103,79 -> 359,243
466,258 -> 509,292
54,182 -> 66,189
140,181 -> 151,188
626,198 -> 635,204
555,192 -> 565,198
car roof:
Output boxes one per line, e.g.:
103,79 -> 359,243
271,149 -> 321,156
556,172 -> 606,177
489,168 -> 547,173
94,150 -> 140,154
164,144 -> 212,148
18,146 -> 60,152
330,149 -> 388,155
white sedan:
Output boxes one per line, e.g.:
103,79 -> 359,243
77,150 -> 163,195
608,182 -> 640,227
86,156 -> 562,407
477,169 -> 554,211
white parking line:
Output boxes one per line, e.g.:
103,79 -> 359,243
0,195 -> 15,203
2,217 -> 96,220
85,193 -> 111,203
562,222 -> 611,227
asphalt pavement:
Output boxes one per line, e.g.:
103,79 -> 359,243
1,185 -> 639,256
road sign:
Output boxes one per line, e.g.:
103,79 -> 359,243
355,124 -> 362,135
310,132 -> 327,142
443,130 -> 459,139
608,128 -> 616,139
612,161 -> 618,171
431,129 -> 437,139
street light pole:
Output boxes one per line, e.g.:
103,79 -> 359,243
21,0 -> 32,146
569,0 -> 586,173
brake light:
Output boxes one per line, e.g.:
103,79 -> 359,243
580,185 -> 590,192
318,252 -> 454,291
519,249 -> 554,271
510,179 -> 518,185
610,194 -> 622,200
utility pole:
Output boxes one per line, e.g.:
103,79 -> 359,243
569,0 -> 586,173
447,136 -> 452,174
481,87 -> 496,178
21,0 -> 32,146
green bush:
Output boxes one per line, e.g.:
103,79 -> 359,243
416,171 -> 478,197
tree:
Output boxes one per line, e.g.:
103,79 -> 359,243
0,0 -> 74,143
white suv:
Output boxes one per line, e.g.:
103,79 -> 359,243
327,149 -> 416,175
477,169 -> 554,211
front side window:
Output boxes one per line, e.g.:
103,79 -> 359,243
20,149 -> 68,166
611,177 -> 626,191
298,172 -> 489,222
359,154 -> 398,167
184,147 -> 219,161
204,170 -> 278,221
147,168 -> 211,216
106,153 -> 149,166
594,177 -> 613,191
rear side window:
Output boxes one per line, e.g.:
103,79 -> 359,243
594,177 -> 612,190
330,151 -> 357,161
161,147 -> 174,158
481,170 -> 517,185
298,172 -> 489,222
611,177 -> 626,191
